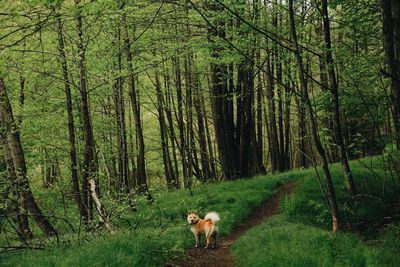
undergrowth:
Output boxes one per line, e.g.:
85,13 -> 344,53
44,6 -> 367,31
1,156 -> 399,266
231,156 -> 400,267
0,171 -> 292,266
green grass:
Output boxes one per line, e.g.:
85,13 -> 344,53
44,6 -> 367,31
1,155 -> 399,266
231,156 -> 400,267
0,170 -> 293,266
231,216 -> 400,267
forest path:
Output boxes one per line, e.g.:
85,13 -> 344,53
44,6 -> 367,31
167,182 -> 296,267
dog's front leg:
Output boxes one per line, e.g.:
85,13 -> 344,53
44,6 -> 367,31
195,233 -> 200,248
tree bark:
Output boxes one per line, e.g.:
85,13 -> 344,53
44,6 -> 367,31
381,0 -> 400,148
0,78 -> 57,236
189,58 -> 212,182
154,66 -> 176,189
55,9 -> 83,216
122,14 -> 153,201
113,21 -> 130,192
265,40 -> 280,172
288,0 -> 340,232
2,140 -> 32,240
163,63 -> 181,187
75,0 -> 95,223
207,3 -> 239,180
88,179 -> 112,230
320,0 -> 357,195
172,56 -> 190,186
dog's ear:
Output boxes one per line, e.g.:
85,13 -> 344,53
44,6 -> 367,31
193,210 -> 198,215
187,210 -> 192,215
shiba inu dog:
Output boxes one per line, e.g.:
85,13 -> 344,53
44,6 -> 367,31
187,210 -> 220,249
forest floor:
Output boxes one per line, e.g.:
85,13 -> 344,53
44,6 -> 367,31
167,182 -> 296,267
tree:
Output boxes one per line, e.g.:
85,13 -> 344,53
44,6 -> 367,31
74,0 -> 96,223
0,77 -> 57,237
122,12 -> 153,201
319,0 -> 357,195
288,0 -> 340,232
54,4 -> 83,217
381,0 -> 400,148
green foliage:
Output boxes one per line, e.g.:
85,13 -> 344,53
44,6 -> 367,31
232,216 -> 400,267
280,194 -> 301,218
280,157 -> 399,230
231,156 -> 400,267
307,199 -> 331,226
0,171 -> 293,266
1,156 -> 399,266
379,224 -> 400,253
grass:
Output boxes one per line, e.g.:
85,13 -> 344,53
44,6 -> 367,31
231,216 -> 400,267
0,169 -> 293,266
1,155 -> 399,266
231,156 -> 400,267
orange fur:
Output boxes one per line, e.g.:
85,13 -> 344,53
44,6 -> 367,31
187,211 -> 219,249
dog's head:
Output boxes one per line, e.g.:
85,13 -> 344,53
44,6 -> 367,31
187,210 -> 200,225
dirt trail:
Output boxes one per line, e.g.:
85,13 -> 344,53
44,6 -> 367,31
167,182 -> 296,267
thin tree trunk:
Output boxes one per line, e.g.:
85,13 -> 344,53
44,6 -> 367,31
201,87 -> 217,178
122,14 -> 153,201
154,67 -> 176,189
265,42 -> 280,172
55,9 -> 83,216
288,0 -> 340,232
113,22 -> 130,192
163,63 -> 181,187
75,0 -> 95,223
88,179 -> 112,230
172,56 -> 190,186
192,60 -> 212,181
320,0 -> 356,195
184,55 -> 194,186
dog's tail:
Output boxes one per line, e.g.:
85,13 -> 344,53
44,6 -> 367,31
204,211 -> 220,224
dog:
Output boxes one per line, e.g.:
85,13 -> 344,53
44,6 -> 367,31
187,210 -> 220,249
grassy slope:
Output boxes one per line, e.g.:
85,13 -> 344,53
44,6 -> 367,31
1,156 -> 398,266
0,170 -> 294,266
231,157 -> 400,267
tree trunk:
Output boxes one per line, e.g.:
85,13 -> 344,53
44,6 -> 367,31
265,41 -> 280,172
2,141 -> 32,240
192,60 -> 212,181
237,59 -> 255,177
113,22 -> 130,192
288,0 -> 340,232
154,66 -> 176,189
122,14 -> 153,201
202,86 -> 217,179
55,10 -> 83,215
183,55 -> 195,187
88,179 -> 112,230
172,56 -> 190,187
163,63 -> 181,187
208,10 -> 239,179
320,0 -> 357,195
75,0 -> 95,223
0,78 -> 57,236
381,0 -> 400,148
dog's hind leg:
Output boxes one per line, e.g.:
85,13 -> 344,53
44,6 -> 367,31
211,231 -> 217,248
195,233 -> 200,248
205,229 -> 212,249
204,237 -> 210,249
